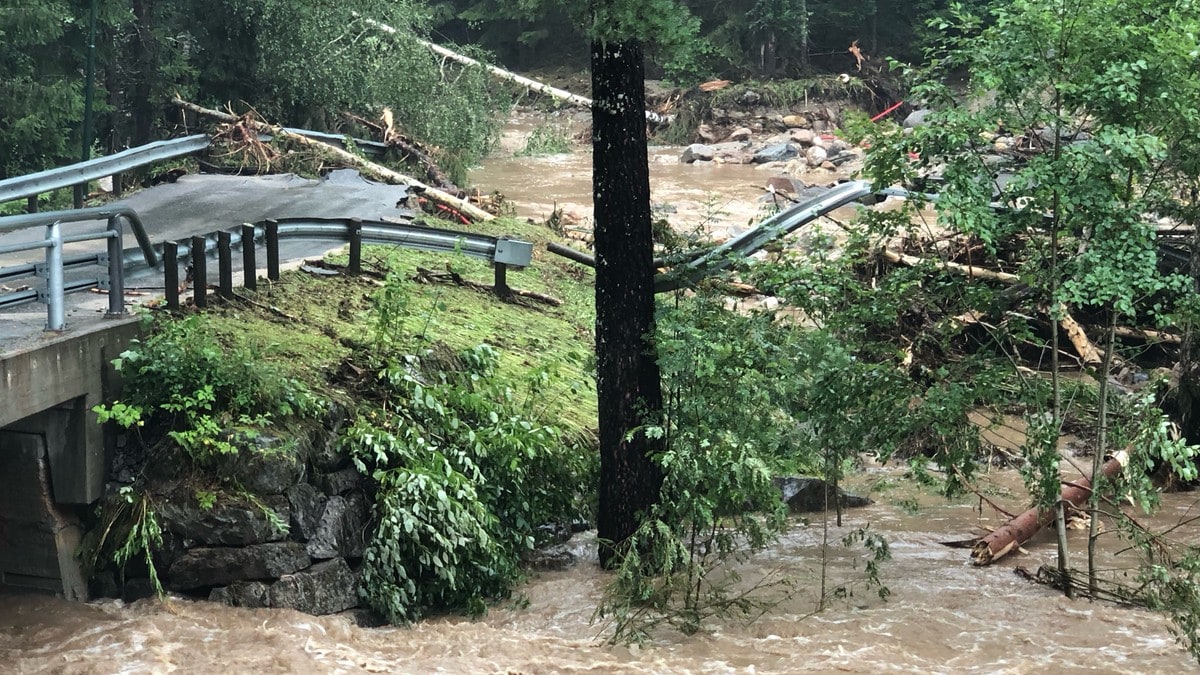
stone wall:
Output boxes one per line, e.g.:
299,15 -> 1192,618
106,406 -> 370,617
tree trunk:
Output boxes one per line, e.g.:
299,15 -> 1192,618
1180,210 -> 1200,443
969,450 -> 1129,566
591,38 -> 664,569
130,0 -> 155,149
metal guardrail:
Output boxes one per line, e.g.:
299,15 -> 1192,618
0,206 -> 163,328
0,207 -> 533,325
157,217 -> 533,310
0,136 -> 213,207
653,180 -> 879,292
0,130 -> 388,208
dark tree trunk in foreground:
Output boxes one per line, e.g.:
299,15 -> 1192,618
591,38 -> 664,569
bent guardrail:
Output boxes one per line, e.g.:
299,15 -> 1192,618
0,206 -> 160,329
653,180 -> 879,292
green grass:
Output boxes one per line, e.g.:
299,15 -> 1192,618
192,214 -> 598,436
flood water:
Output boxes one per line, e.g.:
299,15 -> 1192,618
3,114 -> 1200,673
5,469 -> 1198,673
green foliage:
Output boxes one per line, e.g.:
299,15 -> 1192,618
349,281 -> 594,623
80,486 -> 164,597
862,0 -> 1200,658
97,314 -> 324,468
515,122 -> 571,156
596,296 -> 791,641
596,290 -> 901,641
0,1 -> 85,177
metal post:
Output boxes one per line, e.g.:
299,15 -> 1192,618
348,218 -> 362,275
217,230 -> 233,299
164,242 -> 179,310
113,173 -> 124,198
191,235 -> 207,309
494,263 -> 510,298
45,222 -> 65,331
105,216 -> 125,316
26,196 -> 37,214
265,220 -> 280,281
241,224 -> 257,291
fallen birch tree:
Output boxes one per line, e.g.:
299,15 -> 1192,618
172,97 -> 495,223
352,13 -> 674,126
968,449 -> 1130,566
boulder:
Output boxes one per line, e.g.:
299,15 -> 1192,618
168,542 -> 310,590
766,176 -> 807,196
903,109 -> 931,128
696,123 -> 719,142
306,492 -> 368,560
681,143 -> 716,163
223,436 -> 305,494
782,114 -> 809,128
805,146 -> 828,167
829,150 -> 860,166
789,129 -> 816,146
210,580 -> 271,608
710,141 -> 754,164
318,468 -> 362,496
268,558 -> 359,615
726,127 -> 753,142
524,545 -> 577,572
158,494 -> 290,546
773,477 -> 872,513
753,143 -> 799,164
286,482 -> 328,541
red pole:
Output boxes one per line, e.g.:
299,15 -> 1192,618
870,100 -> 905,123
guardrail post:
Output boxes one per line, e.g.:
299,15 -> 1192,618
73,185 -> 84,209
113,173 -> 124,198
105,216 -> 126,316
45,221 -> 65,331
241,224 -> 257,291
217,230 -> 233,300
265,220 -> 280,282
191,235 -> 207,309
494,263 -> 510,298
164,242 -> 179,310
348,218 -> 362,276
25,196 -> 37,214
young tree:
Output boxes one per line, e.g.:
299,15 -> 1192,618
867,0 -> 1200,595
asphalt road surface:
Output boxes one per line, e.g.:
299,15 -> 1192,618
1,170 -> 413,352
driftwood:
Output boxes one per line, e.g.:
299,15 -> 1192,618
342,110 -> 458,191
172,97 -> 495,224
969,449 -> 1129,566
881,247 -> 1119,368
353,13 -> 673,125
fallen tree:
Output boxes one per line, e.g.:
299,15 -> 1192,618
968,449 -> 1130,566
352,13 -> 674,126
172,97 -> 495,223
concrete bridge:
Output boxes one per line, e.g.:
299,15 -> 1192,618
0,170 -> 414,598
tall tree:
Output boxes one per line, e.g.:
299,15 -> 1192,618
591,34 -> 665,568
586,1 -> 699,567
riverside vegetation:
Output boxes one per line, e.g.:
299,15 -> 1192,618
23,0 -> 1200,663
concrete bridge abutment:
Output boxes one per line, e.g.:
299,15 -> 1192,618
0,317 -> 142,599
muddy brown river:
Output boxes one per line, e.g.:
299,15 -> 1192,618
3,114 -> 1199,673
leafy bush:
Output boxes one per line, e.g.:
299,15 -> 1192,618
97,314 -> 324,466
516,123 -> 572,157
347,342 -> 593,623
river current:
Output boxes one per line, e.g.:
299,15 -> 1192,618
3,114 -> 1198,673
